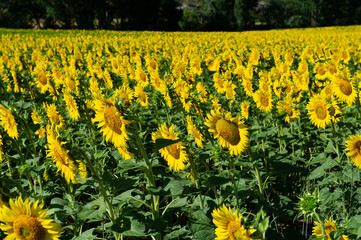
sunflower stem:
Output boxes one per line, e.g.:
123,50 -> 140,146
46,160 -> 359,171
313,212 -> 326,240
10,137 -> 35,194
331,122 -> 347,215
77,147 -> 121,240
131,123 -> 161,239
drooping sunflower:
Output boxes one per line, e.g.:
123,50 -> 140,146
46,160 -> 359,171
44,103 -> 64,132
345,133 -> 361,169
331,75 -> 357,105
92,96 -> 131,150
63,90 -> 80,121
328,99 -> 342,123
212,204 -> 257,240
253,90 -> 273,113
241,101 -> 250,120
46,126 -> 78,184
312,217 -> 349,240
0,196 -> 63,240
152,122 -> 189,172
277,100 -> 300,123
205,110 -> 248,156
0,104 -> 19,139
306,94 -> 331,129
186,115 -> 204,148
33,61 -> 51,93
134,85 -> 149,107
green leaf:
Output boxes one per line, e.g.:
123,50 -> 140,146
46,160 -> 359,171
330,230 -> 346,240
74,229 -> 96,240
164,179 -> 184,196
154,138 -> 181,151
168,197 -> 188,209
348,215 -> 361,229
164,227 -> 188,240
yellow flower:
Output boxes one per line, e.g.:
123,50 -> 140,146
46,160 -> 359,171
212,204 -> 257,240
76,160 -> 88,179
186,115 -> 204,148
31,110 -> 42,124
44,103 -> 64,132
345,133 -> 361,169
205,110 -> 248,156
152,122 -> 189,172
0,196 -> 63,240
0,134 -> 3,162
277,99 -> 300,123
241,101 -> 250,120
306,94 -> 331,129
63,90 -> 80,121
332,75 -> 356,105
253,90 -> 273,113
134,85 -> 149,107
0,104 -> 19,139
46,126 -> 78,184
92,96 -> 132,160
312,217 -> 349,240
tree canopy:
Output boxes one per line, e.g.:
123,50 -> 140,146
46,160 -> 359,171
0,0 -> 360,30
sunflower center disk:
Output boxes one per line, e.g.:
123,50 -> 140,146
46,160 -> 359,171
339,80 -> 352,96
167,144 -> 180,159
216,119 -> 240,146
260,95 -> 269,107
13,215 -> 45,240
38,71 -> 48,85
328,106 -> 336,116
103,105 -> 122,135
227,220 -> 241,240
315,104 -> 327,120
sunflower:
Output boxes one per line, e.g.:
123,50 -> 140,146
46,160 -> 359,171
212,204 -> 257,240
33,61 -> 51,93
345,133 -> 361,169
0,104 -> 19,139
152,122 -> 189,172
76,160 -> 88,179
312,217 -> 349,240
63,90 -> 80,121
46,126 -> 78,184
242,78 -> 253,97
0,134 -> 3,162
114,85 -> 134,107
328,99 -> 342,123
31,110 -> 42,125
205,110 -> 248,156
332,75 -> 357,105
241,101 -> 250,120
186,115 -> 204,148
44,103 -> 64,132
92,96 -> 132,160
0,196 -> 63,240
134,85 -> 149,107
253,90 -> 273,113
277,100 -> 300,123
306,94 -> 331,129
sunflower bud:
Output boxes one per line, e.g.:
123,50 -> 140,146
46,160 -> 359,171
296,190 -> 320,217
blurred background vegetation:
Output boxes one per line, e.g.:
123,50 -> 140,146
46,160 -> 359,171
1,0 -> 361,31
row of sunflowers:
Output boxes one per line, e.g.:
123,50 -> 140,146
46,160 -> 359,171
1,26 -> 361,239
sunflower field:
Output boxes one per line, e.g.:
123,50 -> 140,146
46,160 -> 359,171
1,26 -> 361,239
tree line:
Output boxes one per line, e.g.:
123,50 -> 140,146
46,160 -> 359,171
1,0 -> 361,31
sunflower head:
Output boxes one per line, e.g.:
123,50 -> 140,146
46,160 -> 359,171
345,133 -> 361,169
205,110 -> 249,156
296,191 -> 320,217
0,196 -> 62,240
